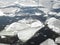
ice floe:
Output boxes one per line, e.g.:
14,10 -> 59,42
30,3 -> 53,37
46,17 -> 60,33
55,37 -> 60,44
0,19 -> 44,42
40,39 -> 57,45
17,19 -> 44,42
0,10 -> 5,16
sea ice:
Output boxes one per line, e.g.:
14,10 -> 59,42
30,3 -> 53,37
46,17 -> 60,33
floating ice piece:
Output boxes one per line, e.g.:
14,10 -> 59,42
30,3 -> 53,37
53,3 -> 60,9
31,20 -> 43,27
35,12 -> 42,16
0,22 -> 30,36
39,8 -> 50,14
18,19 -> 44,28
0,7 -> 19,14
17,19 -> 44,42
40,39 -> 57,45
0,19 -> 44,42
46,17 -> 60,33
5,22 -> 30,33
0,10 -> 5,16
14,0 -> 19,4
56,13 -> 60,16
55,37 -> 60,43
18,27 -> 40,42
49,12 -> 57,15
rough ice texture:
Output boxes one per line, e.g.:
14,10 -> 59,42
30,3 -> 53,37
0,0 -> 60,45
46,17 -> 60,33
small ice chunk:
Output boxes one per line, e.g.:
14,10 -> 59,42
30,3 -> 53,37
18,27 -> 42,42
1,36 -> 6,38
0,22 -> 30,36
39,8 -> 49,14
56,13 -> 60,16
1,8 -> 19,15
55,37 -> 60,43
35,13 -> 42,16
40,39 -> 57,45
0,19 -> 44,42
0,10 -> 5,16
46,17 -> 57,24
46,17 -> 60,33
31,20 -> 43,27
18,19 -> 44,28
49,12 -> 57,15
5,22 -> 30,32
17,19 -> 44,42
53,3 -> 60,9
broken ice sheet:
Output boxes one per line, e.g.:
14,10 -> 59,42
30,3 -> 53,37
0,19 -> 44,42
17,19 -> 44,42
0,0 -> 60,45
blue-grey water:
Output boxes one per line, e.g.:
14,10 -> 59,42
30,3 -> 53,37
0,4 -> 60,33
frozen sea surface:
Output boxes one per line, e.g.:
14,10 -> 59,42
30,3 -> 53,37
0,0 -> 60,45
